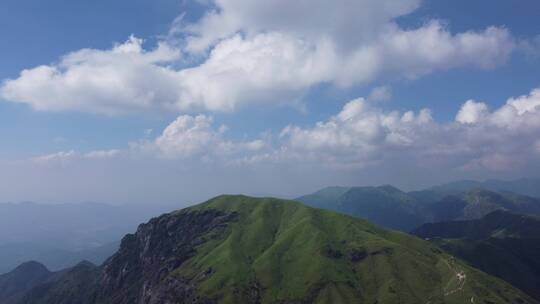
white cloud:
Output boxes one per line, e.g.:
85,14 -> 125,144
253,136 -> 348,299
151,115 -> 224,158
136,114 -> 266,160
31,149 -> 120,165
32,150 -> 78,165
277,98 -> 434,167
84,149 -> 121,159
456,100 -> 489,124
1,36 -> 183,115
1,1 -> 518,114
506,88 -> 540,115
182,0 -> 421,53
26,87 -> 540,174
273,87 -> 540,171
16,87 -> 540,204
176,32 -> 338,111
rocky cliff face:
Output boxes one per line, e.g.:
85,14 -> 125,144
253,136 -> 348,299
96,209 -> 237,304
16,208 -> 238,304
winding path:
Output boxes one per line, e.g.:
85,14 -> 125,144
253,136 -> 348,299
425,257 -> 468,304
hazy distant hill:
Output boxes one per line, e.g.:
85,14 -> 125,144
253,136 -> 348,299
429,177 -> 540,198
424,189 -> 540,221
0,242 -> 118,274
297,185 -> 540,231
297,185 -> 425,231
413,210 -> 540,300
12,196 -> 537,304
0,202 -> 177,274
0,261 -> 60,304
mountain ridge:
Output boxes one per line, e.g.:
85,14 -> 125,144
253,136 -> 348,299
11,195 -> 537,304
297,184 -> 540,231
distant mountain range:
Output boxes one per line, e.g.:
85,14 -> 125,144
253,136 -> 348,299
2,196 -> 535,304
413,210 -> 540,300
428,177 -> 540,198
0,242 -> 118,275
297,178 -> 540,231
297,185 -> 426,231
0,202 -> 178,274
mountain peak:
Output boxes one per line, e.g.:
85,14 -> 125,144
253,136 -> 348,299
10,261 -> 50,276
376,184 -> 403,193
0,261 -> 53,304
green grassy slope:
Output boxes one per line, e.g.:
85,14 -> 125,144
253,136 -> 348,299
413,210 -> 540,300
176,195 -> 535,303
16,195 -> 538,304
432,238 -> 540,301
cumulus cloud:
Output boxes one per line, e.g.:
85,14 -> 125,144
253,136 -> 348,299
506,88 -> 540,115
272,87 -> 540,171
135,114 -> 265,160
19,87 -> 540,203
27,87 -> 540,174
1,1 -> 518,114
1,36 -> 184,115
148,115 -> 225,158
182,0 -> 421,52
277,98 -> 435,167
37,88 -> 540,172
456,100 -> 489,124
178,0 -> 516,89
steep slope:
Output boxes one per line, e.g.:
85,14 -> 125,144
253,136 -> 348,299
413,210 -> 540,300
0,262 -> 56,304
15,196 -> 537,304
297,186 -> 425,231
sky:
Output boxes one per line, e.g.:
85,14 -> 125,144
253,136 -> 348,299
0,0 -> 539,205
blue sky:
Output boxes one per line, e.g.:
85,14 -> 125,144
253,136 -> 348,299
0,0 -> 539,204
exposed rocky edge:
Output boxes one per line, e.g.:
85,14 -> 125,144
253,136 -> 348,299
12,195 -> 540,304
17,209 -> 237,304
96,209 -> 237,304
